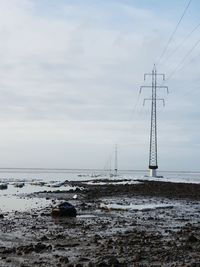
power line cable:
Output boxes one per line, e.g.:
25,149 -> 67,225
156,0 -> 192,66
131,91 -> 141,119
166,37 -> 200,81
171,51 -> 200,96
183,86 -> 200,96
160,21 -> 200,68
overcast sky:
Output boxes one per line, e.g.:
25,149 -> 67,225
0,0 -> 200,171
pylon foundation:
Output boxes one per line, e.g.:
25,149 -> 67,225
149,168 -> 157,177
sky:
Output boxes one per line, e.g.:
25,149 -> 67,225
0,0 -> 200,171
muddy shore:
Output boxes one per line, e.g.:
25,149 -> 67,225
0,180 -> 199,267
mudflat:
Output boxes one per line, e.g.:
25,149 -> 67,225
0,180 -> 199,267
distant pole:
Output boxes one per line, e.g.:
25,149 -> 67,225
114,144 -> 118,177
140,64 -> 168,177
109,155 -> 112,176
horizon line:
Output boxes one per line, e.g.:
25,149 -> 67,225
0,167 -> 199,173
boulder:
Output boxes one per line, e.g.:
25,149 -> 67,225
0,183 -> 8,190
52,202 -> 77,217
13,182 -> 25,188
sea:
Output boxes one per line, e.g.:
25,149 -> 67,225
0,168 -> 199,213
0,168 -> 200,183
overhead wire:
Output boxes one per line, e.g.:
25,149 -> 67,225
161,46 -> 200,102
131,91 -> 141,119
166,37 -> 200,82
159,21 -> 200,68
169,49 -> 200,96
183,86 -> 200,97
156,0 -> 192,66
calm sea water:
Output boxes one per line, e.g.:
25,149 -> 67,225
0,168 -> 200,183
0,168 -> 199,212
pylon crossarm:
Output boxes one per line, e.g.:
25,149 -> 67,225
143,98 -> 165,106
157,86 -> 169,94
140,85 -> 168,94
140,85 -> 152,93
144,74 -> 152,80
159,99 -> 165,106
156,74 -> 165,80
144,73 -> 165,81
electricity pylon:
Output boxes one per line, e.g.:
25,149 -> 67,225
140,64 -> 168,177
114,144 -> 118,177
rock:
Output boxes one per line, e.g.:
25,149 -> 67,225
79,257 -> 90,262
132,253 -> 140,262
52,202 -> 77,217
17,244 -> 34,254
97,256 -> 121,267
34,242 -> 49,253
190,262 -> 200,267
16,243 -> 51,254
59,256 -> 69,263
107,257 -> 121,266
40,235 -> 49,241
0,183 -> 8,190
99,203 -> 110,211
188,234 -> 198,243
13,182 -> 25,188
2,247 -> 16,254
0,214 -> 4,219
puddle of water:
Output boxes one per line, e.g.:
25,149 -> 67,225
0,195 -> 52,212
106,203 -> 173,211
77,214 -> 96,218
0,183 -> 76,196
85,181 -> 141,185
0,182 -> 77,213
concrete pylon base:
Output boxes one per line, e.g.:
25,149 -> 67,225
149,169 -> 157,177
145,169 -> 163,178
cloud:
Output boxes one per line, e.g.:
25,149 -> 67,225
0,0 -> 199,170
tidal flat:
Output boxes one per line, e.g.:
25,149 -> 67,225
0,179 -> 200,267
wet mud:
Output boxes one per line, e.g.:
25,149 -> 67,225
0,180 -> 200,267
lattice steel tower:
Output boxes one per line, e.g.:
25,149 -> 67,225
114,144 -> 118,177
140,65 -> 168,177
